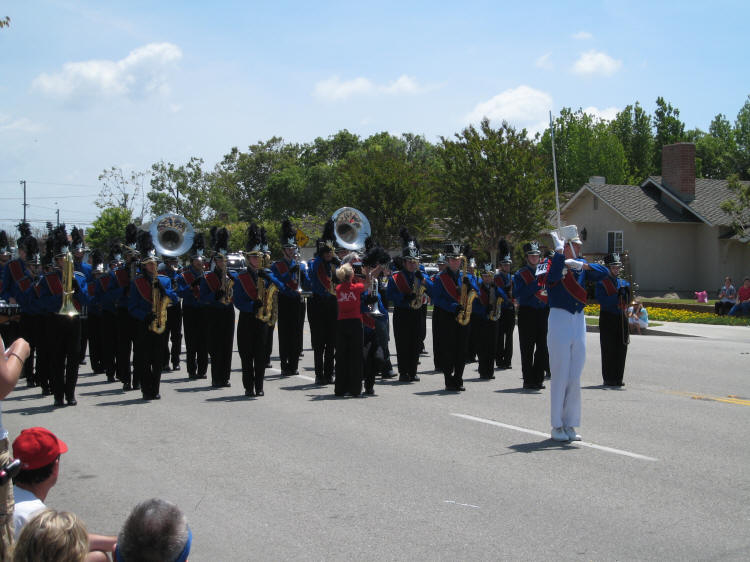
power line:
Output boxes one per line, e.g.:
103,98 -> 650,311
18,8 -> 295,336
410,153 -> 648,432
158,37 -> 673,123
0,180 -> 100,188
0,195 -> 97,200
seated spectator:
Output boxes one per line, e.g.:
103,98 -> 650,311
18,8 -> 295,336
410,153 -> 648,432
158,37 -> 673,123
12,508 -> 89,562
627,301 -> 648,334
728,277 -> 750,317
11,428 -> 116,560
715,277 -> 737,315
116,498 -> 191,562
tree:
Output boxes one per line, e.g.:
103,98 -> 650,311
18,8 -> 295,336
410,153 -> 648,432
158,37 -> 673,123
720,174 -> 750,239
86,207 -> 133,254
652,97 -> 686,173
148,158 -> 214,226
0,16 -> 10,29
734,96 -> 750,180
610,102 -> 654,183
96,166 -> 148,222
437,119 -> 554,263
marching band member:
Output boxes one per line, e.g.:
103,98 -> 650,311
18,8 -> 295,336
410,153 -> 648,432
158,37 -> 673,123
176,233 -> 208,380
595,253 -> 631,387
431,242 -> 474,392
361,242 -> 389,393
513,242 -> 549,391
0,231 -> 20,346
98,245 -> 121,382
494,240 -> 515,370
128,232 -> 178,400
308,220 -> 338,385
261,230 -> 275,370
3,224 -> 35,383
387,228 -> 429,383
71,226 -> 91,366
334,259 -> 367,397
200,227 -> 235,388
430,254 -> 446,372
17,235 -> 43,389
547,226 -> 608,442
271,219 -> 308,378
160,255 -> 183,373
110,224 -> 140,391
86,250 -> 105,375
470,263 -> 508,380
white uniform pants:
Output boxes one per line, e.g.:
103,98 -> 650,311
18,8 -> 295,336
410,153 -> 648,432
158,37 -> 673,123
547,307 -> 586,428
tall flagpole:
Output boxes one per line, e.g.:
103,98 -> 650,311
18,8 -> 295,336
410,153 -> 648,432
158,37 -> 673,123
549,111 -> 561,230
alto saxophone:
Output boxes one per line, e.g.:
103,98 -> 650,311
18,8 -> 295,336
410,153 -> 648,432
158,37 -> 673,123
220,268 -> 234,305
150,277 -> 169,334
488,284 -> 503,321
410,275 -> 426,310
456,256 -> 477,326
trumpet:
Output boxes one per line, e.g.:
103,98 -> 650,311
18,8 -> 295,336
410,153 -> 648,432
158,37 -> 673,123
57,251 -> 79,317
367,272 -> 383,317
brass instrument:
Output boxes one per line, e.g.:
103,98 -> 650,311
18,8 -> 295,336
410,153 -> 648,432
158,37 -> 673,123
150,278 -> 169,334
149,214 -> 195,257
456,256 -> 476,326
58,251 -> 80,317
219,267 -> 234,305
255,272 -> 278,326
368,272 -> 383,317
488,283 -> 503,321
410,276 -> 426,310
332,207 -> 371,250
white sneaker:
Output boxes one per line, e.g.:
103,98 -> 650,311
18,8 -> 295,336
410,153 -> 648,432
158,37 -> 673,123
551,427 -> 569,441
564,426 -> 581,441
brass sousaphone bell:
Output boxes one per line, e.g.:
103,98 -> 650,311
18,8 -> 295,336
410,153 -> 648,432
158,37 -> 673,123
149,214 -> 195,257
331,207 -> 371,251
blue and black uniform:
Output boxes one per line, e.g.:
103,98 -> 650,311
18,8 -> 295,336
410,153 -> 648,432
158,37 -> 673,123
176,265 -> 208,379
513,261 -> 549,389
470,276 -> 509,379
494,270 -> 515,369
200,267 -> 235,387
270,258 -> 307,376
307,256 -> 337,384
388,269 -> 431,382
595,273 -> 631,386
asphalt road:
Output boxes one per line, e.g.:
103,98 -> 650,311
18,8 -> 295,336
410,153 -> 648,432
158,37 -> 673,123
4,319 -> 750,561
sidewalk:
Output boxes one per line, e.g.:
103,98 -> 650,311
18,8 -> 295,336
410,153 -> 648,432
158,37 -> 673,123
587,317 -> 750,342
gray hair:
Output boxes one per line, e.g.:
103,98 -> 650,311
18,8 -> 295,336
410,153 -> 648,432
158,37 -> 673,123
117,499 -> 189,562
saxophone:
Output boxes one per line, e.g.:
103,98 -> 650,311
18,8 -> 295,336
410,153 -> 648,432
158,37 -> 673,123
219,268 -> 234,305
488,283 -> 503,321
255,272 -> 279,326
456,256 -> 477,326
150,277 -> 169,334
410,274 -> 426,310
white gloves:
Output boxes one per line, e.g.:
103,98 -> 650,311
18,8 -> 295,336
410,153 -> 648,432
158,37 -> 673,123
550,231 -> 564,252
564,259 -> 584,271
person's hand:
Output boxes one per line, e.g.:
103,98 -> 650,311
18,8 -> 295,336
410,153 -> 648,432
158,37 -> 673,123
290,264 -> 299,273
215,289 -> 225,301
550,231 -> 564,252
253,299 -> 263,311
406,293 -> 417,305
564,259 -> 584,271
415,270 -> 424,280
331,257 -> 342,267
258,269 -> 270,280
454,304 -> 464,317
144,312 -> 155,327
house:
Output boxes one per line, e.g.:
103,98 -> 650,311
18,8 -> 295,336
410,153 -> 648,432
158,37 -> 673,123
560,143 -> 750,296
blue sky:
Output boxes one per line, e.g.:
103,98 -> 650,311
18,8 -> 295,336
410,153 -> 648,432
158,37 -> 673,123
1,0 -> 748,231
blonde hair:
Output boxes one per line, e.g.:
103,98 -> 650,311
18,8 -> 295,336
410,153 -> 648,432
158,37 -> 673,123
13,509 -> 89,562
336,262 -> 353,281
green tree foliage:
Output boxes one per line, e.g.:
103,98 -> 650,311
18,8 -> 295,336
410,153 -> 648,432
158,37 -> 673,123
652,97 -> 686,173
96,166 -> 147,223
0,16 -> 10,28
539,108 -> 628,192
610,102 -> 654,183
734,96 -> 750,179
330,132 -> 439,247
720,174 -> 750,238
86,207 -> 133,254
437,119 -> 554,263
148,157 -> 214,227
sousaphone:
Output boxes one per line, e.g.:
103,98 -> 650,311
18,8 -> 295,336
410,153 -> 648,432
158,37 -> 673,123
150,214 -> 195,257
331,207 -> 371,251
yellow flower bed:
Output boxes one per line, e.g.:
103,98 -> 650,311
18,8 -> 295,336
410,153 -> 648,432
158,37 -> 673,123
584,303 -> 750,326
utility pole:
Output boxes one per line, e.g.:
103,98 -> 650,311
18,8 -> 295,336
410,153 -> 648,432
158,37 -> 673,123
56,204 -> 60,226
20,180 -> 27,223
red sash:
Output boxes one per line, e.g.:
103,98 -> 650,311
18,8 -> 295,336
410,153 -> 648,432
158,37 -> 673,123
519,267 -> 546,303
560,271 -> 588,305
274,260 -> 298,291
362,314 -> 375,330
237,272 -> 258,300
479,285 -> 490,307
438,271 -> 460,302
393,272 -> 412,295
99,276 -> 110,293
134,277 -> 153,303
204,272 -> 220,292
9,261 -> 31,292
181,270 -> 201,299
45,272 -> 63,296
601,277 -> 617,296
115,269 -> 129,288
87,281 -> 96,297
317,262 -> 331,292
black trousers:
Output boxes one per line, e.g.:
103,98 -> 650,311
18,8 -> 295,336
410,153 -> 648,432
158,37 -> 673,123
474,315 -> 499,378
19,314 -> 38,384
297,299 -> 306,357
162,304 -> 182,368
237,311 -> 268,393
133,320 -> 164,398
308,295 -> 337,382
434,307 -> 470,389
88,312 -> 104,373
495,307 -> 515,368
79,316 -> 88,364
363,328 -> 377,392
34,314 -> 53,392
48,314 -> 81,401
183,306 -> 208,378
207,306 -> 235,386
335,318 -> 362,396
517,306 -> 549,387
277,295 -> 303,373
432,310 -> 441,371
419,303 -> 427,352
265,325 -> 274,366
116,307 -> 136,386
393,307 -> 421,379
599,311 -> 629,385
100,309 -> 118,378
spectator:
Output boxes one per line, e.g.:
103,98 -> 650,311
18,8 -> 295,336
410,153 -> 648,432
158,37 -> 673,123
0,335 -> 30,559
627,301 -> 649,334
116,498 -> 191,562
728,277 -> 750,317
715,277 -> 737,315
12,508 -> 89,562
11,428 -> 116,560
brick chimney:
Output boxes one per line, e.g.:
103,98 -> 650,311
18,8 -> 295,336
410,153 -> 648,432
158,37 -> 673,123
661,143 -> 695,202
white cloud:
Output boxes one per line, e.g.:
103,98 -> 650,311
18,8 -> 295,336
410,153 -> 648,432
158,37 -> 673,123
466,85 -> 553,135
0,113 -> 41,133
583,105 -> 620,122
32,42 -> 182,102
571,31 -> 593,40
535,53 -> 552,69
572,50 -> 622,76
313,74 -> 428,101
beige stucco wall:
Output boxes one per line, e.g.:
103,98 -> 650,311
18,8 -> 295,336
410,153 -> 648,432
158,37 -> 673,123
562,189 -> 750,294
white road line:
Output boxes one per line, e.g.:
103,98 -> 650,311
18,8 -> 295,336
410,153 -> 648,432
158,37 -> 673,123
452,413 -> 658,462
444,500 -> 480,509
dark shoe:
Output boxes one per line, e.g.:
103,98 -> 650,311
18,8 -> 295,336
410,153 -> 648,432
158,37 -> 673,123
292,370 -> 299,377
133,382 -> 141,390
27,380 -> 37,388
153,394 -> 161,400
42,387 -> 51,396
107,375 -> 116,382
457,385 -> 466,391
222,382 -> 231,388
66,397 -> 77,406
79,360 -> 87,365
536,384 -> 546,390
162,365 -> 172,373
265,363 -> 272,369
364,388 -> 374,395
245,389 -> 255,397
314,378 -> 324,385
489,374 -> 496,379
256,390 -> 264,397
410,375 -> 420,382
142,394 -> 152,400
381,370 -> 396,379
123,383 -> 132,391
172,363 -> 180,371
445,385 -> 459,392
53,397 -> 65,407
334,391 -> 345,397
398,375 -> 410,382
197,374 -> 207,379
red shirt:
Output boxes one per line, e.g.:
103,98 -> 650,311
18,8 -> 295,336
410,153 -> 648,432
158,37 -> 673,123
739,286 -> 750,303
336,281 -> 365,321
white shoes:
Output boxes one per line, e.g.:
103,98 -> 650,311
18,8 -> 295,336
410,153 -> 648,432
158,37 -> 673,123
551,427 -> 569,441
564,426 -> 581,441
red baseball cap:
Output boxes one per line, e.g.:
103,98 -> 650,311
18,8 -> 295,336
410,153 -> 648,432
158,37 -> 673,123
12,427 -> 68,470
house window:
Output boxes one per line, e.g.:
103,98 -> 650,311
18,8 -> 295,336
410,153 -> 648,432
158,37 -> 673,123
593,196 -> 598,210
607,231 -> 623,254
